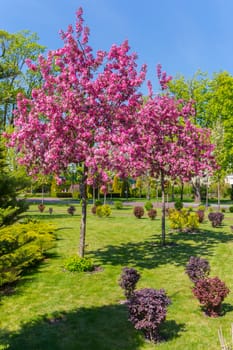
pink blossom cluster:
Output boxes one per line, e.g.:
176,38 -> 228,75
6,8 -> 216,187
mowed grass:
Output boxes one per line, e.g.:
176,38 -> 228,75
1,203 -> 233,349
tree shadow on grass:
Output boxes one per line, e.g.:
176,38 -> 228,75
89,229 -> 233,269
0,304 -> 184,350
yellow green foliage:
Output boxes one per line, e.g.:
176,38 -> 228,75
96,204 -> 111,217
0,221 -> 56,287
168,208 -> 199,232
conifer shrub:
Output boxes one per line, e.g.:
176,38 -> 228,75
197,205 -> 205,212
133,206 -> 144,219
0,221 -> 56,287
127,288 -> 171,342
208,212 -> 224,227
119,267 -> 141,299
168,208 -> 199,232
192,277 -> 229,317
96,204 -> 111,217
64,255 -> 94,272
185,256 -> 210,283
148,209 -> 157,220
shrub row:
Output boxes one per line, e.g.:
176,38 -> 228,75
119,267 -> 170,343
185,256 -> 229,317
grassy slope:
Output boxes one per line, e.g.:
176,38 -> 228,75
1,203 -> 233,349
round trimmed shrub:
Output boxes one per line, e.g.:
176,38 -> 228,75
64,256 -> 94,272
229,206 -> 233,213
148,209 -> 157,220
119,267 -> 141,299
127,288 -> 171,342
144,201 -> 153,211
208,212 -> 224,227
114,201 -> 123,210
133,206 -> 144,219
192,277 -> 229,317
185,256 -> 210,283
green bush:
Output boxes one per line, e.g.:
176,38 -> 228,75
114,201 -> 123,210
95,200 -> 103,207
174,200 -> 183,211
144,201 -> 153,211
197,205 -> 205,212
229,206 -> 233,213
64,256 -> 94,272
0,221 -> 56,287
168,208 -> 199,232
96,204 -> 111,217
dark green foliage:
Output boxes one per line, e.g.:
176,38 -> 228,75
193,277 -> 229,317
119,267 -> 140,299
127,288 -> 171,342
208,212 -> 224,227
133,206 -> 144,219
120,179 -> 130,198
0,140 -> 29,225
0,221 -> 56,287
94,200 -> 102,207
144,201 -> 153,211
147,209 -> 157,220
185,256 -> 210,283
174,200 -> 183,211
56,192 -> 73,198
229,206 -> 233,213
64,256 -> 94,272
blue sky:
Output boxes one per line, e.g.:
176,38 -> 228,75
2,0 -> 233,92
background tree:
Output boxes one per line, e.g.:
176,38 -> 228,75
7,8 -> 146,257
134,66 -> 216,245
0,30 -> 45,130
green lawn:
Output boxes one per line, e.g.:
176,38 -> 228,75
1,203 -> 233,349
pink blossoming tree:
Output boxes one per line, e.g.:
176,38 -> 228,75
133,66 -> 216,245
7,8 -> 146,257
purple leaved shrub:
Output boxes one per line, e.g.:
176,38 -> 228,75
119,267 -> 141,299
208,212 -> 224,227
185,256 -> 210,283
127,288 -> 171,343
133,206 -> 144,219
193,277 -> 229,317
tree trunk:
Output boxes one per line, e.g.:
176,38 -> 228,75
180,180 -> 184,201
205,177 -> 209,208
79,168 -> 88,257
217,178 -> 221,211
192,177 -> 201,203
161,171 -> 166,246
92,186 -> 95,205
